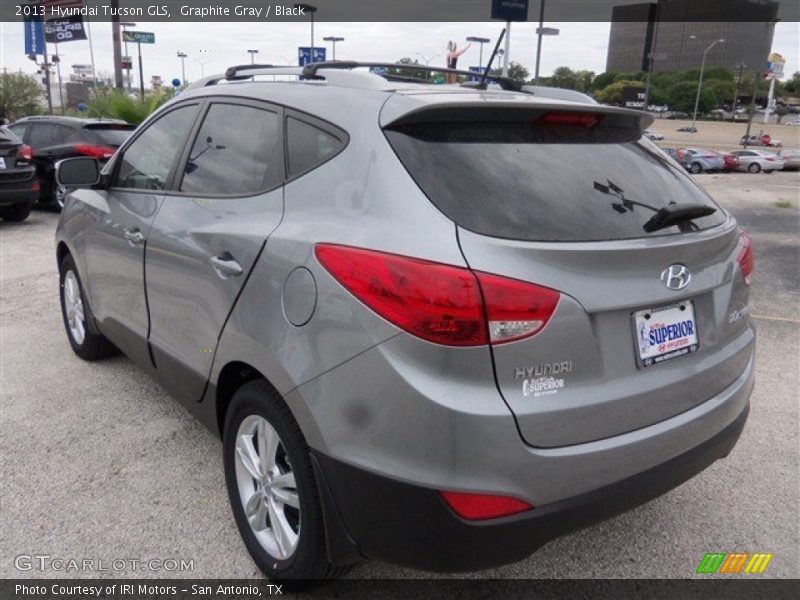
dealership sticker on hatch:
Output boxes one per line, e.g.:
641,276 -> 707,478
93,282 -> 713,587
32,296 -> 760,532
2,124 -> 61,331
516,361 -> 572,398
635,302 -> 699,367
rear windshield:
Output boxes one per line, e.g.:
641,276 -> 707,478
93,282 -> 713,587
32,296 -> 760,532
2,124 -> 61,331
86,125 -> 135,146
385,122 -> 726,242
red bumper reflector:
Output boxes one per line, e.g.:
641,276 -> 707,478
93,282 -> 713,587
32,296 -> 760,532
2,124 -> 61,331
440,490 -> 533,520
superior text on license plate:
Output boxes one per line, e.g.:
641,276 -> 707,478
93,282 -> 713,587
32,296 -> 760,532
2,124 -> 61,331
634,302 -> 699,367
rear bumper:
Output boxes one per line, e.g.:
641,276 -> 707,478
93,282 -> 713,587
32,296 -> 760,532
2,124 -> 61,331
0,172 -> 38,207
314,403 -> 750,572
0,187 -> 38,207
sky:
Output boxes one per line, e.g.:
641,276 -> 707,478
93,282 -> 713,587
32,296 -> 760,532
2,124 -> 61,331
1,20 -> 798,87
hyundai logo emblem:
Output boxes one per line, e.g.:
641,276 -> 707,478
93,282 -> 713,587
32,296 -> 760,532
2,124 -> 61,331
661,264 -> 691,290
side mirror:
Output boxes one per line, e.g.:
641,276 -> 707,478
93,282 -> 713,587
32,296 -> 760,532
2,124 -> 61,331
56,157 -> 101,187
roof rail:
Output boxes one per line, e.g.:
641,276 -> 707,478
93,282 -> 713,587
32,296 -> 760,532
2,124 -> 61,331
301,61 -> 523,92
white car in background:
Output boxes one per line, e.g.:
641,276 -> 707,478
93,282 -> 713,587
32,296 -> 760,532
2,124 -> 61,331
729,150 -> 785,174
644,129 -> 664,140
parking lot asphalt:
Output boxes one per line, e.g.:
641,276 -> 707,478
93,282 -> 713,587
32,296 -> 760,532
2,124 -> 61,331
1,171 -> 798,583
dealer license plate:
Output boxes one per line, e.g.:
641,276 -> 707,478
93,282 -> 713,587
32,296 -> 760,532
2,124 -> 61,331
634,302 -> 699,367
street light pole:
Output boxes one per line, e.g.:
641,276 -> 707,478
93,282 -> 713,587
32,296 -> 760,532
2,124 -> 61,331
691,38 -> 725,130
466,36 -> 490,69
121,22 -> 136,92
294,4 -> 318,59
177,51 -> 187,86
323,36 -> 344,61
247,49 -> 259,64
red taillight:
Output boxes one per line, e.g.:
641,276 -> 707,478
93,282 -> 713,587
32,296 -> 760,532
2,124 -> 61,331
73,144 -> 115,159
32,180 -> 40,191
737,231 -> 754,286
476,272 -> 560,344
18,144 -> 33,161
440,491 -> 533,520
314,244 -> 560,347
536,111 -> 601,129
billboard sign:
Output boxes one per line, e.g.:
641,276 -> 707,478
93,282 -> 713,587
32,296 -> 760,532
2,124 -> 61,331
622,86 -> 647,108
767,53 -> 785,78
122,31 -> 156,44
298,47 -> 326,66
491,0 -> 529,21
24,16 -> 45,56
45,16 -> 86,43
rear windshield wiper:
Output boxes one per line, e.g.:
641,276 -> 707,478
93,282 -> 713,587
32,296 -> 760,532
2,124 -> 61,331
643,203 -> 717,233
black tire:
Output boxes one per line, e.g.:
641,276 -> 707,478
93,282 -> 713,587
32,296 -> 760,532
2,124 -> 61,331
748,162 -> 761,174
58,254 -> 119,360
0,201 -> 32,222
223,380 -> 346,586
690,162 -> 703,174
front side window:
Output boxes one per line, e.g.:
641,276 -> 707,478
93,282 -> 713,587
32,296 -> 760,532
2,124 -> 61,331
114,105 -> 199,190
180,103 -> 282,195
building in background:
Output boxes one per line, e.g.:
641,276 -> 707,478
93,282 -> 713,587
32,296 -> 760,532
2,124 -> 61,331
606,0 -> 779,73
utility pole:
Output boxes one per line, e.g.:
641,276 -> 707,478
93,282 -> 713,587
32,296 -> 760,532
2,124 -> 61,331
642,1 -> 662,111
137,41 -> 144,100
52,49 -> 64,114
743,70 -> 761,149
111,0 -> 123,89
731,63 -> 745,122
533,0 -> 545,85
41,44 -> 53,115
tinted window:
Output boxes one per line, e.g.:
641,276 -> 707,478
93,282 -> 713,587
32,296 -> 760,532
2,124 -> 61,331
7,123 -> 27,140
28,123 -> 69,148
386,122 -> 726,242
0,126 -> 21,145
115,105 -> 199,190
180,103 -> 281,195
86,125 -> 136,147
286,117 -> 343,176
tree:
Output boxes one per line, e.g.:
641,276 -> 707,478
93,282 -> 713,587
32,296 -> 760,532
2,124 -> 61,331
590,71 -> 617,92
775,106 -> 789,124
594,80 -> 644,104
546,66 -> 595,92
784,71 -> 800,95
668,81 -> 717,114
705,79 -> 736,105
0,73 -> 44,121
491,62 -> 529,82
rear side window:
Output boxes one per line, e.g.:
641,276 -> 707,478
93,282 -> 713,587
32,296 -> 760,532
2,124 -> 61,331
115,105 -> 199,190
386,122 -> 726,242
27,123 -> 68,148
286,116 -> 345,177
180,103 -> 282,195
87,125 -> 135,147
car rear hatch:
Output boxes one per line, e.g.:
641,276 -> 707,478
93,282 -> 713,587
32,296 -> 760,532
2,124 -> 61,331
0,128 -> 34,183
381,94 -> 754,448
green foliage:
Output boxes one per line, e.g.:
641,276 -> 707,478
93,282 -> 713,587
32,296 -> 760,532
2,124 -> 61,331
705,79 -> 736,104
668,81 -> 716,114
784,72 -> 800,95
544,67 -> 595,92
590,71 -> 617,92
0,73 -> 44,121
594,80 -> 644,104
491,62 -> 530,82
86,90 -> 172,125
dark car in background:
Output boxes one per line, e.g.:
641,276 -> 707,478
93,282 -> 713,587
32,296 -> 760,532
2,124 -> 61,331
7,116 -> 134,208
0,126 -> 38,222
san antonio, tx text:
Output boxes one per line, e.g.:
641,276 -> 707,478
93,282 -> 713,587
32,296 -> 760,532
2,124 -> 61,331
16,584 -> 283,596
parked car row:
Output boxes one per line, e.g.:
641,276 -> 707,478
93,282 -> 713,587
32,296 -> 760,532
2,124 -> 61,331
661,146 -> 791,174
0,116 -> 135,221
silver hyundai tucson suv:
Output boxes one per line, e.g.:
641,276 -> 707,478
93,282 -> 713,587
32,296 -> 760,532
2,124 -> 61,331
54,63 -> 755,581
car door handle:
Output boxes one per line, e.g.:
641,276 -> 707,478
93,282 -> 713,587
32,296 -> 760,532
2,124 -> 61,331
122,228 -> 145,246
209,253 -> 243,279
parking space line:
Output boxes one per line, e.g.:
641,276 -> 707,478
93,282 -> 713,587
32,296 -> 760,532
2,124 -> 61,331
751,314 -> 800,324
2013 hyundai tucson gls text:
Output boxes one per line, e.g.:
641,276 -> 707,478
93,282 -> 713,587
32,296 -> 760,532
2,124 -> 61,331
54,63 -> 755,582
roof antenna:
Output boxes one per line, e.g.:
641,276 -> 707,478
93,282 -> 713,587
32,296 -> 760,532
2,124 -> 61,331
477,28 -> 506,90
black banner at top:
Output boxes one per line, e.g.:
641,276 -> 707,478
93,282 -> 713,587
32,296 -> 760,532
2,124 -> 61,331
4,0 -> 799,22
44,15 -> 87,43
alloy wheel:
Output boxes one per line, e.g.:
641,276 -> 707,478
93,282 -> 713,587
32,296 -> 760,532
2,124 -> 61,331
62,270 -> 86,345
234,415 -> 300,560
